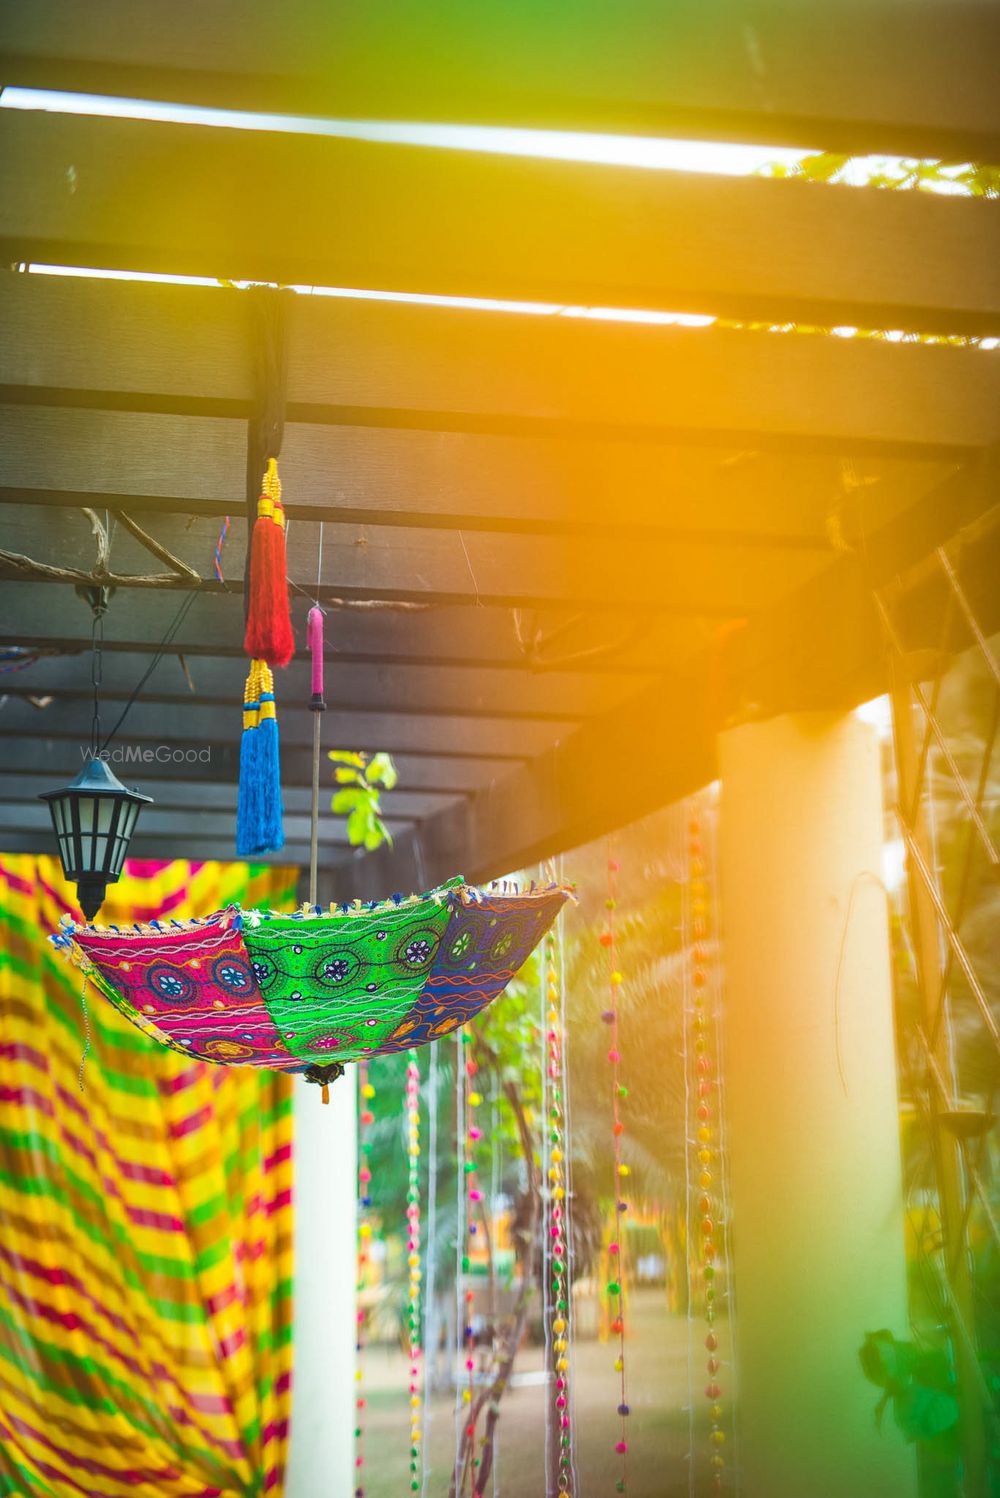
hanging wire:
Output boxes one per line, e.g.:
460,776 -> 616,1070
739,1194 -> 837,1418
315,519 -> 325,604
99,589 -> 200,751
90,609 -> 104,756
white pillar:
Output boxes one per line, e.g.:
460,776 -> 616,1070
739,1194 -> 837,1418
286,1075 -> 356,1498
718,713 -> 915,1498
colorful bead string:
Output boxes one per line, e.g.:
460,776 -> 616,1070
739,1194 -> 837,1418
405,1053 -> 424,1494
545,934 -> 574,1493
354,1061 -> 375,1497
688,810 -> 726,1493
601,852 -> 630,1492
460,1029 -> 484,1495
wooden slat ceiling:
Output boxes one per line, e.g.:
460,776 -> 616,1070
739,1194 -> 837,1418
0,7 -> 998,893
3,0 -> 1000,159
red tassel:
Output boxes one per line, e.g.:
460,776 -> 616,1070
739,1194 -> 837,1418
244,458 -> 294,667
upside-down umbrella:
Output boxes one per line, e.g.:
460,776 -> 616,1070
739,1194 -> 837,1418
53,877 -> 570,1097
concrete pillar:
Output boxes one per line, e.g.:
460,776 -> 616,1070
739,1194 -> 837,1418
286,1074 -> 356,1498
718,712 -> 915,1498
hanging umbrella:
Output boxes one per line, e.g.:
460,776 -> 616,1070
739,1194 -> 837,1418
52,878 -> 570,1094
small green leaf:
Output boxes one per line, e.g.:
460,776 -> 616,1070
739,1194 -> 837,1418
334,767 -> 365,786
332,788 -> 366,813
328,750 -> 366,768
367,752 -> 399,789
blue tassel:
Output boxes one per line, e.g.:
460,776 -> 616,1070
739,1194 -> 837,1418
236,731 -> 260,855
237,660 -> 284,856
255,681 -> 284,853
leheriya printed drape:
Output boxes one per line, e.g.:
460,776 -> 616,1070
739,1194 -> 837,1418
0,855 -> 296,1498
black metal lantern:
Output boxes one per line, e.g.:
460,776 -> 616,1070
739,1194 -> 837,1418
39,759 -> 152,919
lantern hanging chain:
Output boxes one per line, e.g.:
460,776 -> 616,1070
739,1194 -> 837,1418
90,610 -> 103,757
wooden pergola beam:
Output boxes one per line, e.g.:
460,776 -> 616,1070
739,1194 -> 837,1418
0,697 -> 558,759
0,502 -> 821,618
0,580 -> 692,676
0,735 -> 514,792
3,1 -> 999,161
2,117 -> 999,336
3,282 -> 999,461
336,469 -> 999,896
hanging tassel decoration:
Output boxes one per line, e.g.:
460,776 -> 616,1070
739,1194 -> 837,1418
236,659 -> 285,856
236,660 -> 261,856
244,458 -> 295,667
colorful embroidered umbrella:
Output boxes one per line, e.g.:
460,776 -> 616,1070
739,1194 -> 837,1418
53,878 -> 570,1095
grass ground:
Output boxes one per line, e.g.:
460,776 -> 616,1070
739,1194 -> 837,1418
360,1288 -> 730,1497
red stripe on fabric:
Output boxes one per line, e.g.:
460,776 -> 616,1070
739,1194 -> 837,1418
261,1419 -> 288,1445
275,1370 -> 292,1397
0,1083 -> 54,1115
264,1470 -> 282,1492
0,867 -> 33,896
168,1103 -> 212,1139
0,1040 -> 50,1072
121,859 -> 173,878
159,1065 -> 206,1098
126,1204 -> 186,1233
3,1280 -> 149,1384
6,1410 -> 184,1485
266,1187 -> 292,1218
263,1142 -> 292,1173
0,1243 -> 141,1345
35,873 -> 79,920
216,1327 -> 246,1360
204,1282 -> 240,1317
119,1159 -> 175,1187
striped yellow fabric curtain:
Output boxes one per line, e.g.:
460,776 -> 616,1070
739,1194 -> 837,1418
0,855 -> 297,1498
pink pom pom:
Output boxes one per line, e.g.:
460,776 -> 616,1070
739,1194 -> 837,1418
609,1242 -> 620,1255
608,1048 -> 621,1063
615,1440 -> 628,1454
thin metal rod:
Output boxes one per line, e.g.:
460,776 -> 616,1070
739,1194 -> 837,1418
309,711 -> 320,906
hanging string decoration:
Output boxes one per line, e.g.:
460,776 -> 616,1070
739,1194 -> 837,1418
213,514 -> 230,584
545,931 -> 574,1493
601,850 -> 630,1492
406,1053 -> 424,1495
687,807 -> 726,1494
236,657 -> 284,857
460,1032 -> 483,1492
51,882 -> 571,1087
244,457 -> 294,668
354,1060 -> 376,1497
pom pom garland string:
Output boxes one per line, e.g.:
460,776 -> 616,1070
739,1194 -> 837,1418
354,1061 -> 376,1497
422,1039 -> 441,1498
602,847 -> 630,1494
687,805 -> 728,1493
406,1053 -> 425,1494
544,927 -> 574,1495
244,458 -> 294,668
453,1029 -> 469,1497
461,1030 -> 484,1495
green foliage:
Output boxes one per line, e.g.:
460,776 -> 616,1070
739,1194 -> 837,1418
859,1330 -> 959,1453
328,750 -> 397,849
